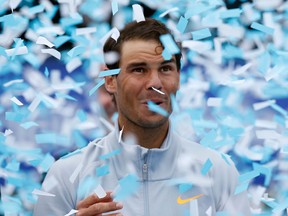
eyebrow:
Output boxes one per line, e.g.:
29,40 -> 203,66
126,59 -> 176,68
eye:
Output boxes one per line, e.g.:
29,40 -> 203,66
132,68 -> 145,73
160,65 -> 172,72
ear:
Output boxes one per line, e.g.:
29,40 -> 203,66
176,69 -> 180,90
105,75 -> 117,94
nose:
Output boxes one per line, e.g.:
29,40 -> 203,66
146,70 -> 163,91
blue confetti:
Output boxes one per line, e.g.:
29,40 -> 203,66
98,68 -> 121,77
201,158 -> 213,175
159,34 -> 180,54
111,0 -> 118,15
176,16 -> 188,33
192,28 -> 212,40
251,22 -> 274,35
114,174 -> 140,201
89,79 -> 105,96
147,101 -> 169,117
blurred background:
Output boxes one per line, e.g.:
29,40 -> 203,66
0,0 -> 288,215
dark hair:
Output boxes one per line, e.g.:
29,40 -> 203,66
103,18 -> 181,70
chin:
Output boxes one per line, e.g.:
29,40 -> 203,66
137,116 -> 169,128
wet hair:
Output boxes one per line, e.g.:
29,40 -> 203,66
103,18 -> 181,70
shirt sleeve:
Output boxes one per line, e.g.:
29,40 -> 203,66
33,157 -> 78,216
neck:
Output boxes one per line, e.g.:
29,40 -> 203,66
119,120 -> 169,149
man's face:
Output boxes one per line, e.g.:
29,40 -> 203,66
106,39 -> 180,128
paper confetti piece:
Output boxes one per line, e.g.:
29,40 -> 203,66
159,7 -> 179,18
28,4 -> 45,15
95,184 -> 107,199
4,129 -> 13,136
255,130 -> 280,140
251,22 -> 274,35
179,183 -> 193,193
36,36 -> 55,48
176,16 -> 188,33
207,97 -> 222,107
89,79 -> 105,96
220,9 -> 242,19
234,182 -> 249,195
151,87 -> 165,95
147,101 -> 169,117
182,40 -> 212,53
119,125 -> 124,143
5,46 -> 28,56
114,174 -> 140,201
170,93 -> 179,113
64,209 -> 79,216
75,27 -> 97,36
66,57 -> 82,73
3,79 -> 24,87
37,26 -> 64,35
132,4 -> 145,22
98,68 -> 121,78
38,153 -> 55,173
206,206 -> 212,216
272,198 -> 288,213
9,0 -> 21,11
201,158 -> 213,175
53,35 -> 70,48
238,170 -> 260,184
96,164 -> 109,177
99,149 -> 121,160
255,119 -> 277,129
192,28 -> 212,40
41,48 -> 61,60
67,45 -> 85,58
32,189 -> 56,197
111,0 -> 118,15
253,100 -> 275,111
20,121 -> 39,129
190,199 -> 199,216
111,27 -> 120,42
69,163 -> 83,184
10,96 -> 23,106
159,34 -> 180,54
270,103 -> 287,117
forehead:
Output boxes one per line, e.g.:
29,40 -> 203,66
120,39 -> 165,63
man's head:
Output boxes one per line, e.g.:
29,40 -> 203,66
103,18 -> 181,130
103,18 -> 181,71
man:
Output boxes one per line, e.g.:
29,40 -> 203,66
34,18 -> 251,216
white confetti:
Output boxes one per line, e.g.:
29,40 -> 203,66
253,100 -> 276,111
36,36 -> 55,48
69,163 -> 83,184
76,27 -> 97,36
207,97 -> 222,107
10,96 -> 24,106
151,87 -> 165,95
5,46 -> 28,56
32,189 -> 56,197
119,125 -> 124,143
132,4 -> 145,22
41,48 -> 61,60
95,184 -> 107,199
66,57 -> 82,73
159,7 -> 179,18
4,129 -> 13,136
3,79 -> 24,87
64,209 -> 79,216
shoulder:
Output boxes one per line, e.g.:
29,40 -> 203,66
47,137 -> 106,178
172,131 -> 238,175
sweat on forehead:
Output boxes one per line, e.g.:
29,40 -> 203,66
103,18 -> 182,70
